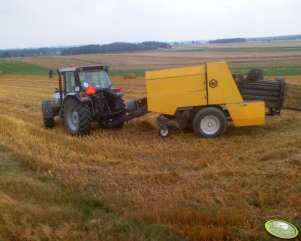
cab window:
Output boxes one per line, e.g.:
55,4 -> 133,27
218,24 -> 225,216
79,70 -> 111,89
65,72 -> 76,93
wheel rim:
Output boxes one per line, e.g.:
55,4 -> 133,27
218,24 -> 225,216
160,128 -> 169,137
67,108 -> 79,131
200,115 -> 220,135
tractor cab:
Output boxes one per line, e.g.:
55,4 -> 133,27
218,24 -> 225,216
42,64 -> 126,135
78,66 -> 111,91
57,65 -> 111,94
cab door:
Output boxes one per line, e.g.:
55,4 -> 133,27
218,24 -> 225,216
64,71 -> 76,93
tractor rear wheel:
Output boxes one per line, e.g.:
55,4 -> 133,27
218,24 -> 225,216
113,96 -> 126,128
193,107 -> 227,138
63,98 -> 92,135
43,118 -> 55,129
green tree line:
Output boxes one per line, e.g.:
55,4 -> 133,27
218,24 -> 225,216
60,42 -> 171,55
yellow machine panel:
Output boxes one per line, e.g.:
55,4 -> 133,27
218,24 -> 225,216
207,62 -> 243,104
145,61 -> 265,128
146,66 -> 207,115
226,101 -> 265,126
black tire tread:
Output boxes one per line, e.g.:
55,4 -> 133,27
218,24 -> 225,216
193,107 -> 227,138
63,98 -> 92,135
44,118 -> 55,129
112,96 -> 126,129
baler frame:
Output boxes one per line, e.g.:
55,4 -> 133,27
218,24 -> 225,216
125,62 -> 289,138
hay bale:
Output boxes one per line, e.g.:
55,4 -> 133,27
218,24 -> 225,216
123,73 -> 136,79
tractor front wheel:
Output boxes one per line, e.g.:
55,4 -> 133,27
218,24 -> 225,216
63,98 -> 92,135
43,118 -> 55,128
193,107 -> 227,138
42,100 -> 55,129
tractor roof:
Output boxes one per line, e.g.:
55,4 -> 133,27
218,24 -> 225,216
58,65 -> 109,73
58,67 -> 76,72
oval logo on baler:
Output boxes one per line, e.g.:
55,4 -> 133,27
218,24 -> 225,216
209,79 -> 218,88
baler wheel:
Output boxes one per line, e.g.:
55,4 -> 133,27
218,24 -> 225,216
193,107 -> 227,138
158,126 -> 169,138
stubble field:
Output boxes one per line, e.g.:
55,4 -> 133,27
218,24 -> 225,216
0,41 -> 301,241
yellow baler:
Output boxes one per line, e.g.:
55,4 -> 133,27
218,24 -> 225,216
145,62 -> 265,138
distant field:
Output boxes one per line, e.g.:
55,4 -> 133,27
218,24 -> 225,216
231,66 -> 301,75
112,66 -> 301,76
0,40 -> 296,79
170,40 -> 301,50
0,60 -> 50,75
1,61 -> 301,77
166,46 -> 301,53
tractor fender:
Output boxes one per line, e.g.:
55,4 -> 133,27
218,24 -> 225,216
60,94 -> 92,119
111,88 -> 124,97
42,100 -> 54,118
63,93 -> 92,103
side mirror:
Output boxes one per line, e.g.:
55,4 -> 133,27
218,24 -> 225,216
48,70 -> 54,79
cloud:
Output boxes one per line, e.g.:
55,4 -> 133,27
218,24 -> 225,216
0,0 -> 300,48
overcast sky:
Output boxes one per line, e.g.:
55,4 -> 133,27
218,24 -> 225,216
0,0 -> 300,49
